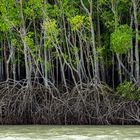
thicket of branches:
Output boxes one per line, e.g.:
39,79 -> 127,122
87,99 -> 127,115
0,0 -> 140,124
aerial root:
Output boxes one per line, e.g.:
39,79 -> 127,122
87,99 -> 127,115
0,80 -> 139,124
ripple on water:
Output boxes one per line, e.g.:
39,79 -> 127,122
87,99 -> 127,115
50,135 -> 90,140
0,126 -> 139,140
0,136 -> 90,140
0,135 -> 140,140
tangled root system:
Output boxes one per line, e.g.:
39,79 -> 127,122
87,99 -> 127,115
0,79 -> 139,124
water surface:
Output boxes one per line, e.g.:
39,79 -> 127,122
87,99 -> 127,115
0,125 -> 139,140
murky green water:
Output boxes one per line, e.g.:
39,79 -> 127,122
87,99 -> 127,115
0,125 -> 139,140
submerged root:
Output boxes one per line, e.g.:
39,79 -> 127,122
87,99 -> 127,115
0,80 -> 139,124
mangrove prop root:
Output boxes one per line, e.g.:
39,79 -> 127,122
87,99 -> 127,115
0,79 -> 139,124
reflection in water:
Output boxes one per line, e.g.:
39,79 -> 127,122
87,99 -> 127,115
0,125 -> 139,140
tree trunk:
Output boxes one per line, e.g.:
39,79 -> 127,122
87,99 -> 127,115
132,0 -> 139,82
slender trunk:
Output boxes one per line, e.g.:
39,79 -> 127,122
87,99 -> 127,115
12,44 -> 16,81
20,0 -> 31,87
130,10 -> 134,81
111,0 -> 122,83
90,13 -> 99,83
0,42 -> 4,81
132,0 -> 139,82
80,0 -> 99,83
97,1 -> 105,82
44,32 -> 48,87
3,40 -> 9,80
18,51 -> 20,80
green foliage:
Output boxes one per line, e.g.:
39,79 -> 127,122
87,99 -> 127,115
45,4 -> 61,18
45,61 -> 52,72
116,81 -> 140,100
68,15 -> 90,31
45,0 -> 79,19
25,32 -> 35,47
110,24 -> 133,54
70,47 -> 80,54
97,47 -> 105,61
102,15 -> 116,30
59,0 -> 79,17
0,0 -> 20,31
24,32 -> 40,59
99,0 -> 108,5
0,0 -> 139,103
43,17 -> 60,46
24,0 -> 43,18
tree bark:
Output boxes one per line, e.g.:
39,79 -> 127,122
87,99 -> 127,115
132,0 -> 139,82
